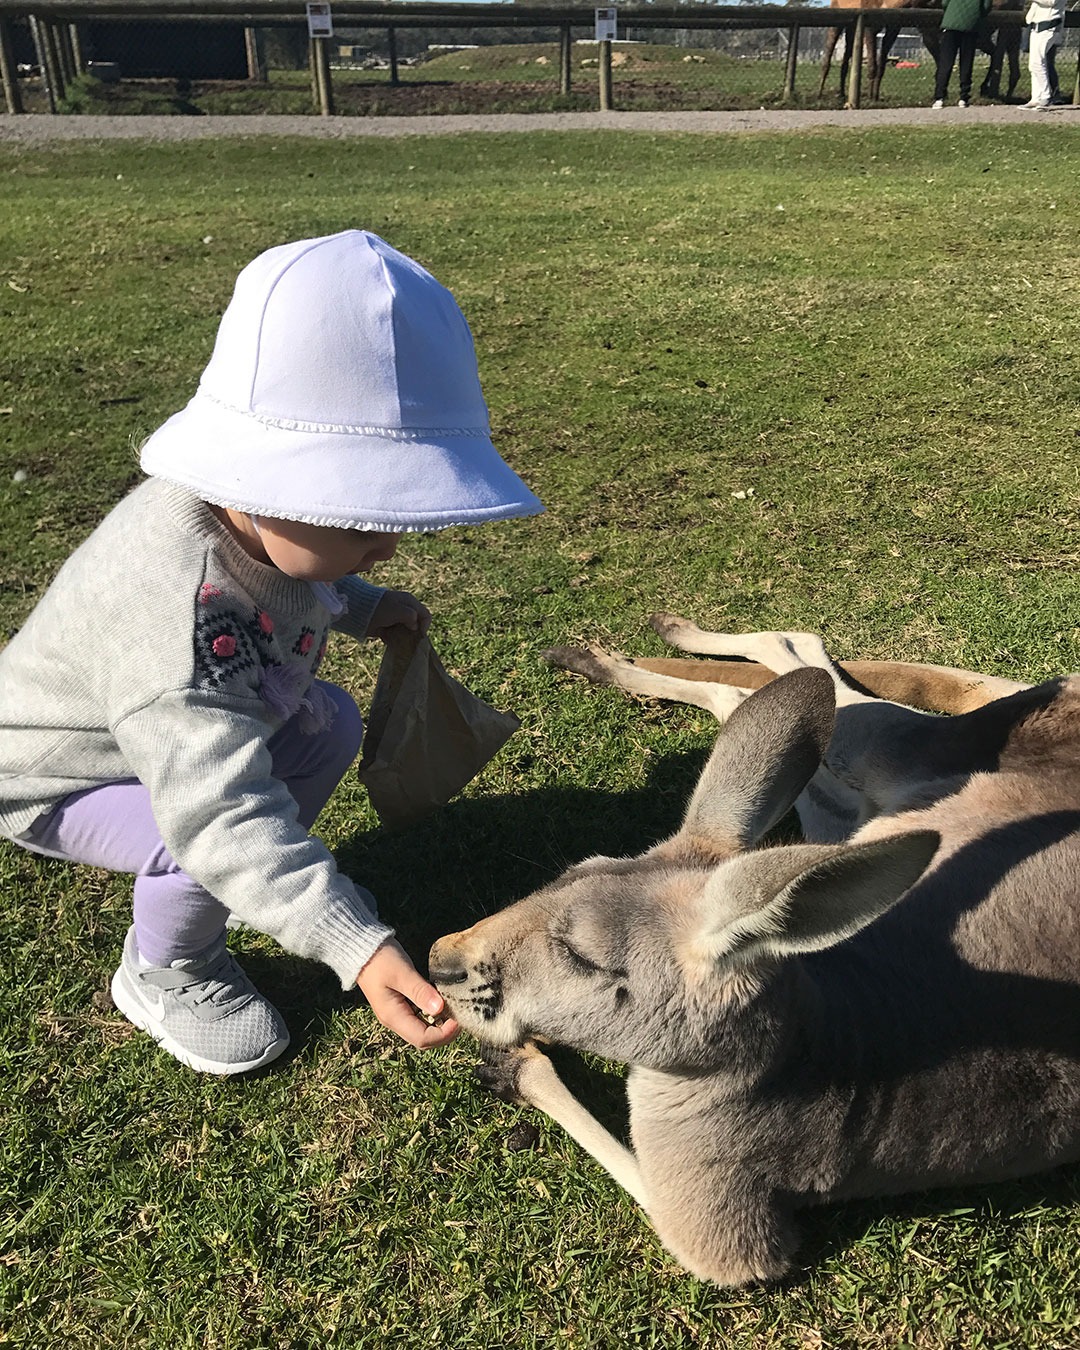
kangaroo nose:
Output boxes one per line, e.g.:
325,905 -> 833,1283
428,936 -> 468,986
429,966 -> 468,987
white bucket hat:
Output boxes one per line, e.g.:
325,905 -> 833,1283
140,230 -> 544,532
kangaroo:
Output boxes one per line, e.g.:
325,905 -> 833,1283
429,617 -> 1080,1286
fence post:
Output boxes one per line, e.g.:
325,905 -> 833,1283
387,25 -> 399,86
314,35 -> 333,114
783,23 -> 799,99
0,16 -> 23,113
846,13 -> 865,107
559,22 -> 571,95
308,35 -> 319,109
69,22 -> 84,75
244,27 -> 266,81
46,20 -> 67,100
1074,38 -> 1079,105
598,37 -> 613,109
56,21 -> 75,85
29,16 -> 57,110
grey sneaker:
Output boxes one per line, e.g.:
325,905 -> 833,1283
110,927 -> 289,1075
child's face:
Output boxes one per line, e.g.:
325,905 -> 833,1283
254,516 -> 400,582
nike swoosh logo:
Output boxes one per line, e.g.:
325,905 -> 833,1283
139,985 -> 167,1021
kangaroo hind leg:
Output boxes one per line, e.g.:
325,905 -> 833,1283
543,644 -> 751,722
650,614 -> 878,709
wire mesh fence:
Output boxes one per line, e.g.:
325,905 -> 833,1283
1,6 -> 1077,117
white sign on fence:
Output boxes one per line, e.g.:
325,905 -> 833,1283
306,3 -> 334,39
594,7 -> 617,41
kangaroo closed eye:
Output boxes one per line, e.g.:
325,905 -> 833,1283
553,933 -> 625,978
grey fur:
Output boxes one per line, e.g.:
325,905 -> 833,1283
430,623 -> 1080,1286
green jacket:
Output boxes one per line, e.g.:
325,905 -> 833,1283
942,0 -> 992,31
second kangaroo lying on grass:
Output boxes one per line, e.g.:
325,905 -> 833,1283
429,618 -> 1080,1286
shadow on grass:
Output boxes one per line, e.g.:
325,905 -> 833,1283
232,743 -> 709,1067
340,741 -> 712,962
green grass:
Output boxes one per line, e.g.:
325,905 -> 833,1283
34,43 -> 992,116
1,126 -> 1079,1348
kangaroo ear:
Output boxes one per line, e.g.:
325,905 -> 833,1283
653,666 -> 836,864
695,830 -> 941,966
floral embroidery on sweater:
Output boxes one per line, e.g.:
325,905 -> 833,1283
193,584 -> 334,733
292,626 -> 329,669
194,607 -> 261,690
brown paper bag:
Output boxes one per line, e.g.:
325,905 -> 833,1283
357,627 -> 520,829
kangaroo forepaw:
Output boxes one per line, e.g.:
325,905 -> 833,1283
473,1042 -> 550,1106
473,1044 -> 530,1104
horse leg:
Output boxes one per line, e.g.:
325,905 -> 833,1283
980,31 -> 1003,97
819,26 -> 841,97
1005,29 -> 1021,98
864,28 -> 879,101
837,26 -> 853,101
874,26 -> 898,100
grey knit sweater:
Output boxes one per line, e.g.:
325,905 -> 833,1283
0,477 -> 394,987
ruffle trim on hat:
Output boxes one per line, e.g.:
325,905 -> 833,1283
197,391 -> 492,440
152,474 -> 544,533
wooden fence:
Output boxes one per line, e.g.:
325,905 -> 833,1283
1,0 -> 1077,117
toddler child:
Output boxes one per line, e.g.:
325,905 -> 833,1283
0,229 -> 543,1075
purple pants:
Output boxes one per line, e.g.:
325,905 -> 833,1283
19,680 -> 363,965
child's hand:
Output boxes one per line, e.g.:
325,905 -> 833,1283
357,939 -> 459,1049
367,590 -> 432,641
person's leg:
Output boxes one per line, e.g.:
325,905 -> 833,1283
22,680 -> 364,963
19,682 -> 362,1074
266,680 -> 365,833
957,30 -> 976,101
24,780 -> 230,964
1046,38 -> 1060,97
1027,25 -> 1052,104
934,29 -> 960,101
1006,30 -> 1021,97
23,780 -> 288,1072
137,680 -> 363,952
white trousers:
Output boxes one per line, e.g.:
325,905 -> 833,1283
1028,23 -> 1061,105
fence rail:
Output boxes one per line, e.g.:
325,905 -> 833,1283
1,2 -> 1077,118
0,4 -> 987,24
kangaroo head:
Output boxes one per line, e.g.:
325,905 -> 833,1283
429,668 -> 938,1070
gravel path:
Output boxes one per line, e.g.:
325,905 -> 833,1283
1,104 -> 1077,143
